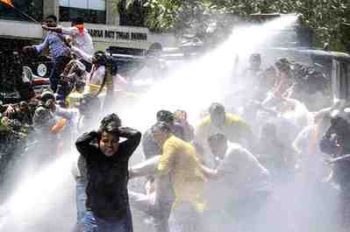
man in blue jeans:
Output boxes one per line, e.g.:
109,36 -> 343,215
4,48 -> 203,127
23,15 -> 71,93
75,113 -> 141,232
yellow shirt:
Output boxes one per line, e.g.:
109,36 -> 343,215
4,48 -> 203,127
157,135 -> 206,212
196,112 -> 251,147
65,90 -> 83,108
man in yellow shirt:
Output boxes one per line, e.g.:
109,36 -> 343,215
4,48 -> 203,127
152,122 -> 207,212
195,103 -> 252,158
129,122 -> 206,232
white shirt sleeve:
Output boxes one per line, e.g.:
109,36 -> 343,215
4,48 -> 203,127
217,143 -> 269,177
71,46 -> 93,63
61,26 -> 79,36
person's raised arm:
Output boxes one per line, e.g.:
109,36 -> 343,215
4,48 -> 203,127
118,127 -> 142,157
200,164 -> 219,179
75,131 -> 99,157
71,46 -> 93,63
42,25 -> 63,34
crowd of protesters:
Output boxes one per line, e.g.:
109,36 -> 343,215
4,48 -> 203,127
0,13 -> 350,232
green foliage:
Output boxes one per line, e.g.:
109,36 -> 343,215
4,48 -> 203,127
113,0 -> 350,51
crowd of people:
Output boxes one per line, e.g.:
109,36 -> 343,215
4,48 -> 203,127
0,14 -> 349,232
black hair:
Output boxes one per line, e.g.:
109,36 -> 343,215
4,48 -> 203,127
57,100 -> 66,108
207,133 -> 227,145
156,110 -> 174,123
19,101 -> 28,107
275,58 -> 291,72
100,113 -> 121,130
93,51 -> 107,66
99,114 -> 121,138
209,103 -> 225,115
46,15 -> 58,22
151,121 -> 172,134
72,17 -> 84,25
40,91 -> 55,103
102,121 -> 119,134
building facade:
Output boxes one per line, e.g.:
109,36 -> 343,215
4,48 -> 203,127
0,0 -> 156,52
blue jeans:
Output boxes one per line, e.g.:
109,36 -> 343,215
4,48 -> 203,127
80,210 -> 133,232
76,179 -> 87,222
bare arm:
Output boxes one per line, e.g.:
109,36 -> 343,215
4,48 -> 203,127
42,25 -> 63,33
129,155 -> 161,179
200,164 -> 219,179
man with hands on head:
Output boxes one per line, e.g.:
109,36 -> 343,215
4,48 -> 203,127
75,113 -> 141,232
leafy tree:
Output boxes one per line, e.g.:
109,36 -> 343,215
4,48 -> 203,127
113,0 -> 350,51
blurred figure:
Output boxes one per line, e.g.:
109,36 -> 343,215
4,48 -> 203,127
245,53 -> 263,77
77,93 -> 101,132
5,101 -> 33,126
240,53 -> 263,94
23,15 -> 71,92
174,109 -> 194,142
273,58 -> 294,99
85,51 -> 107,95
195,103 -> 252,157
33,91 -> 56,135
320,106 -> 350,229
202,133 -> 270,232
142,110 -> 185,160
57,53 -> 88,100
70,49 -> 108,96
42,17 -> 94,72
130,122 -> 206,232
293,108 -> 332,180
256,122 -> 290,181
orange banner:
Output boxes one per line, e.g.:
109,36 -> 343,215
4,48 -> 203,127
51,118 -> 67,134
0,0 -> 14,7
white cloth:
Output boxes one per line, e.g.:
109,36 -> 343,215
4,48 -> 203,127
217,143 -> 270,195
61,26 -> 94,58
87,65 -> 106,86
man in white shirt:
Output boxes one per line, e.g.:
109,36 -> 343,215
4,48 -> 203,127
202,133 -> 271,231
42,17 -> 94,71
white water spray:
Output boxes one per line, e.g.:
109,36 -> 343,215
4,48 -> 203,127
120,14 -> 298,129
0,15 -> 298,231
0,154 -> 75,231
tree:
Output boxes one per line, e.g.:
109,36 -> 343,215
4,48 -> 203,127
112,0 -> 350,51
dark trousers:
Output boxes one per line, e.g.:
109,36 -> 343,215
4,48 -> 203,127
50,56 -> 71,92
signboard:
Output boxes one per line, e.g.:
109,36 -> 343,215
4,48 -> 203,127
84,23 -> 149,44
88,28 -> 147,41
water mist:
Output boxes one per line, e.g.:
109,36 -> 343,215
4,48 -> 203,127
0,14 -> 325,232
